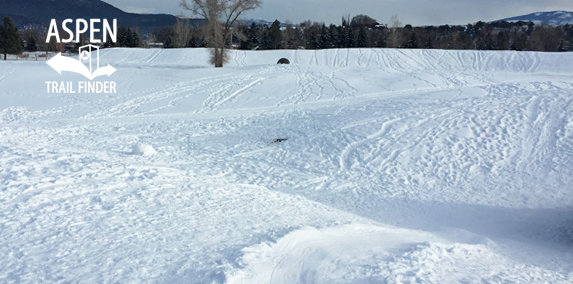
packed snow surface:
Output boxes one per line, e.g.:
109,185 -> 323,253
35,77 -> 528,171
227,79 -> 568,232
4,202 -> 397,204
1,48 -> 573,283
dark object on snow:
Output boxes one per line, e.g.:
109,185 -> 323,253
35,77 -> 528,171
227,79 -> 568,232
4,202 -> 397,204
270,138 -> 288,143
277,58 -> 290,64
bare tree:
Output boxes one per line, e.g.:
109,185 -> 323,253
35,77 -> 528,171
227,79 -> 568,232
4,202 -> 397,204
529,24 -> 564,51
387,15 -> 403,48
180,0 -> 262,67
173,17 -> 193,48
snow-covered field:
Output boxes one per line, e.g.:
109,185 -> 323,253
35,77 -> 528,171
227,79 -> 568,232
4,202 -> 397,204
1,47 -> 573,283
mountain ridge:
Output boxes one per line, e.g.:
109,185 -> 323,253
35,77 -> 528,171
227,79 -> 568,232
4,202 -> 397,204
0,0 -> 204,33
498,10 -> 573,25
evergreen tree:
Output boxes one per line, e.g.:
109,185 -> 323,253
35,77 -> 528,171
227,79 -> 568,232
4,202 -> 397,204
284,25 -> 295,49
0,16 -> 23,60
527,22 -> 535,35
102,33 -> 116,48
25,36 -> 37,52
164,36 -> 174,48
318,24 -> 331,49
190,34 -> 207,48
495,31 -> 509,50
269,20 -> 282,49
328,24 -> 338,48
261,26 -> 272,49
357,26 -> 368,47
406,32 -> 418,48
426,36 -> 433,49
514,33 -> 528,51
117,26 -> 129,47
346,28 -> 355,48
308,33 -> 319,49
247,23 -> 260,49
452,30 -> 470,49
113,27 -> 140,48
128,29 -> 140,47
22,29 -> 41,52
336,26 -> 345,48
126,28 -> 134,47
153,26 -> 175,47
188,35 -> 199,47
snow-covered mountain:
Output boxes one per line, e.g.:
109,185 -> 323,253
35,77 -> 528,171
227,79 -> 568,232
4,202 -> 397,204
1,48 -> 573,283
499,10 -> 573,25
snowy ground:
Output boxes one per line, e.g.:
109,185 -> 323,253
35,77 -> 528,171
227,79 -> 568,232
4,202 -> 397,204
1,48 -> 573,283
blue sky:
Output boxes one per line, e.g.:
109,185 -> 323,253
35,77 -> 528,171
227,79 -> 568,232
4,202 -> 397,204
105,0 -> 573,26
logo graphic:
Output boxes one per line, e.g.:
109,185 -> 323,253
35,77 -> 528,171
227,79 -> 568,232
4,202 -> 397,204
47,44 -> 116,80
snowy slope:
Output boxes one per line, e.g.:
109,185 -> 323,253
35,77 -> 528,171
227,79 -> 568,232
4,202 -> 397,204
500,11 -> 573,25
1,48 -> 573,283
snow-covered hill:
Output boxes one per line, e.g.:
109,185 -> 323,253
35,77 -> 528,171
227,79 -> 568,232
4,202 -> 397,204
1,48 -> 573,283
499,10 -> 573,25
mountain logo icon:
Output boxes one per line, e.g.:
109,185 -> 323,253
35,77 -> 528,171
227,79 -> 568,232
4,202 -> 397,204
47,44 -> 116,80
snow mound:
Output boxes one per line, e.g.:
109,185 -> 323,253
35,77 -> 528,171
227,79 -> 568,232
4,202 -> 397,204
227,224 -> 446,284
227,224 -> 566,284
0,106 -> 33,123
131,142 -> 157,156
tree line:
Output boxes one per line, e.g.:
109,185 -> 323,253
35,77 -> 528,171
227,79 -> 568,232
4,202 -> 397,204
159,15 -> 572,52
2,12 -> 573,62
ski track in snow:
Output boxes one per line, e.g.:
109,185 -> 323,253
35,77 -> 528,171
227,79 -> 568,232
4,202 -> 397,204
1,48 -> 573,283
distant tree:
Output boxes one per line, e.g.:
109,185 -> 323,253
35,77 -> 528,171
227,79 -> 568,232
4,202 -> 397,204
45,22 -> 64,52
527,21 -> 535,35
113,26 -> 140,48
125,27 -> 134,47
292,24 -> 306,49
357,26 -> 368,47
26,36 -> 37,52
153,26 -> 175,47
164,36 -> 174,48
131,29 -> 141,47
180,0 -> 262,67
341,14 -> 351,27
350,14 -> 378,28
307,30 -> 320,49
451,28 -> 470,49
513,33 -> 528,50
117,26 -> 128,47
557,40 -> 566,51
476,32 -> 494,50
425,36 -> 433,49
174,17 -> 193,48
387,15 -> 403,48
406,32 -> 418,48
328,24 -> 338,48
530,25 -> 563,51
344,27 -> 356,47
318,24 -> 330,49
269,20 -> 282,49
22,28 -> 41,52
495,31 -> 509,50
243,22 -> 260,49
284,23 -> 295,49
0,16 -> 23,60
102,33 -> 116,48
